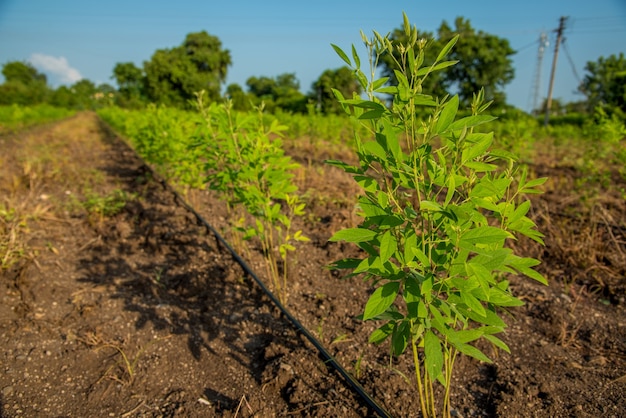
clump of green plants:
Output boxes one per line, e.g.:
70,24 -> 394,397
79,189 -> 134,224
328,14 -> 547,417
0,104 -> 74,133
194,92 -> 309,304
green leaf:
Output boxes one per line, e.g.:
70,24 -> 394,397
392,321 -> 410,356
459,226 -> 512,248
508,256 -> 547,284
520,177 -> 548,194
454,342 -> 492,363
363,140 -> 387,159
444,175 -> 456,207
374,86 -> 398,94
448,115 -> 497,131
461,132 -> 494,163
369,322 -> 394,344
363,281 -> 400,320
424,330 -> 444,380
329,228 -> 377,243
420,200 -> 443,212
351,44 -> 361,69
372,77 -> 389,91
460,292 -> 487,317
436,34 -> 459,62
379,230 -> 397,263
484,334 -> 511,353
415,60 -> 458,77
331,44 -> 351,66
327,258 -> 362,270
410,247 -> 431,268
435,95 -> 459,134
325,159 -> 361,174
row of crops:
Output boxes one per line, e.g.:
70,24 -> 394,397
0,104 -> 75,134
3,15 -> 624,415
95,31 -> 549,418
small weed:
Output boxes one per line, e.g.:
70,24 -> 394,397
79,188 -> 135,224
81,331 -> 167,385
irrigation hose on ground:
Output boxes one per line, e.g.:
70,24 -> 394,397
169,187 -> 393,418
99,119 -> 394,418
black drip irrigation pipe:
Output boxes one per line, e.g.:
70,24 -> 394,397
98,119 -> 393,418
168,184 -> 394,418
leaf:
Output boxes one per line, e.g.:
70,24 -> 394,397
331,44 -> 351,66
484,334 -> 511,353
392,321 -> 410,356
369,322 -> 394,344
372,77 -> 389,91
435,95 -> 459,134
325,159 -> 361,174
460,292 -> 487,317
420,200 -> 443,212
329,228 -> 377,243
444,175 -> 456,207
410,247 -> 431,268
459,226 -> 512,248
454,342 -> 492,363
379,230 -> 397,263
508,256 -> 548,285
363,140 -> 387,160
374,86 -> 398,94
327,258 -> 362,270
448,115 -> 497,131
415,60 -> 458,77
436,35 -> 459,62
363,281 -> 400,320
461,132 -> 494,163
424,330 -> 444,380
351,44 -> 361,69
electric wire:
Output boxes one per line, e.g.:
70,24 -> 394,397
561,39 -> 582,85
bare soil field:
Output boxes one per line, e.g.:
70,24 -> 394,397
1,112 -> 625,417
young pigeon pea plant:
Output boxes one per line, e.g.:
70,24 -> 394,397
194,92 -> 309,305
328,13 -> 547,417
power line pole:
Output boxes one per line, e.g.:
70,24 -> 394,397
544,16 -> 568,126
529,32 -> 548,115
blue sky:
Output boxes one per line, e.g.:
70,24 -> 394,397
0,0 -> 624,111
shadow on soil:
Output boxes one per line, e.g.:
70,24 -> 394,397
76,121 -> 298,380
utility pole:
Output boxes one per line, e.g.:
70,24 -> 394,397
529,32 -> 548,115
544,16 -> 567,126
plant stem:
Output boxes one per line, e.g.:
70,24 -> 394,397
412,337 -> 429,417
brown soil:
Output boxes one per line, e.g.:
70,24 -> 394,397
1,112 -> 625,417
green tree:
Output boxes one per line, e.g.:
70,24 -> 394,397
310,66 -> 362,114
246,73 -> 306,113
225,83 -> 252,111
49,85 -> 76,108
69,79 -> 97,109
378,17 -> 515,106
112,62 -> 145,107
0,61 -> 49,105
143,31 -> 231,107
579,52 -> 626,117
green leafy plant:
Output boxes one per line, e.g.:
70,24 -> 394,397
80,189 -> 134,224
194,93 -> 309,304
328,14 -> 547,417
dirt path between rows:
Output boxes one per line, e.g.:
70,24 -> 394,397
1,112 -> 625,417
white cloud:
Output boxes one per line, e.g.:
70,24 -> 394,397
28,53 -> 82,85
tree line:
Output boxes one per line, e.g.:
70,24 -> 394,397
1,17 -> 624,117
